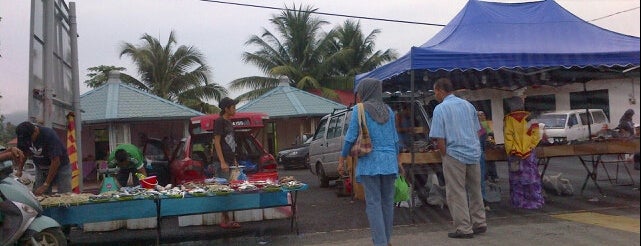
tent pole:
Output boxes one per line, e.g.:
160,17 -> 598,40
584,82 -> 592,140
409,69 -> 416,220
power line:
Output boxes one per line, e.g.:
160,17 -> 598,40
200,0 -> 446,27
590,6 -> 640,22
201,0 -> 638,29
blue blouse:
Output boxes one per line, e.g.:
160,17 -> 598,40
341,104 -> 399,181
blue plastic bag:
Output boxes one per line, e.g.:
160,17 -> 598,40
239,160 -> 258,173
237,169 -> 247,181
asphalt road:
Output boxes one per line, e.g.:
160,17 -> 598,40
69,156 -> 640,245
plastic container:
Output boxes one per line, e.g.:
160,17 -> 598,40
202,213 -> 225,225
141,175 -> 158,189
233,209 -> 264,222
263,193 -> 292,220
126,217 -> 157,229
178,215 -> 203,227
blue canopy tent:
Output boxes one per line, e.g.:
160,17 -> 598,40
354,1 -> 640,206
355,0 -> 640,92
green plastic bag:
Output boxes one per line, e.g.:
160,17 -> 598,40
394,175 -> 410,203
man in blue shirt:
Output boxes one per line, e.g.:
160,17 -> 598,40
429,78 -> 486,239
15,121 -> 72,195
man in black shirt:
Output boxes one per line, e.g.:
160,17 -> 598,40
212,97 -> 241,229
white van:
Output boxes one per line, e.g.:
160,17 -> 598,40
308,108 -> 351,187
536,109 -> 610,144
308,98 -> 431,188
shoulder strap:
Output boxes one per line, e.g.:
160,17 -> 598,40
357,103 -> 369,134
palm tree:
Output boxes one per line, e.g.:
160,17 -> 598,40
230,4 -> 338,101
231,5 -> 397,101
83,65 -> 142,89
120,31 -> 227,113
327,20 -> 398,90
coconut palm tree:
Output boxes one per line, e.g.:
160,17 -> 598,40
231,5 -> 397,101
83,65 -> 142,89
327,20 -> 398,90
230,4 -> 338,101
119,31 -> 227,113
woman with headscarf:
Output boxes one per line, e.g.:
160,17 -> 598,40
338,78 -> 402,246
503,96 -> 545,209
617,109 -> 635,138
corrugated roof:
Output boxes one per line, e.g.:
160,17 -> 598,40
80,71 -> 203,123
237,82 -> 347,118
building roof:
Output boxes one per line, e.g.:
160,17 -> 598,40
237,80 -> 347,118
309,89 -> 355,106
80,71 -> 203,123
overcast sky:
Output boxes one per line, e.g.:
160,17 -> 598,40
1,0 -> 639,123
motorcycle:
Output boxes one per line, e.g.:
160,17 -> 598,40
0,155 -> 67,245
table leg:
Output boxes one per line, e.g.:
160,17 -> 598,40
538,157 -> 551,183
578,155 -> 604,196
290,191 -> 299,234
408,163 -> 415,222
154,196 -> 161,246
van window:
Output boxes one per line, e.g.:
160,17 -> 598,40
568,114 -> 578,127
592,111 -> 607,124
313,118 -> 329,140
327,114 -> 344,139
579,112 -> 592,125
539,114 -> 566,128
343,113 -> 351,136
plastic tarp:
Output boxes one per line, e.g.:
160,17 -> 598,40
355,0 -> 640,86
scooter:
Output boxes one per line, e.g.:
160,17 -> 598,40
0,158 -> 67,245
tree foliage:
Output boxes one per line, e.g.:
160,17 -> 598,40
0,115 -> 17,146
119,31 -> 227,110
230,5 -> 397,101
83,65 -> 142,89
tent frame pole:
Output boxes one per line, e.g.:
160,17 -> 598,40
408,69 -> 416,221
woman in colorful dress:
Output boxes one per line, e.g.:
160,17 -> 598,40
503,96 -> 544,209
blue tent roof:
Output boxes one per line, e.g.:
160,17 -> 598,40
356,0 -> 640,87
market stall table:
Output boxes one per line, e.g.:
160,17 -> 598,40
43,187 -> 307,245
536,138 -> 640,195
398,139 -> 639,197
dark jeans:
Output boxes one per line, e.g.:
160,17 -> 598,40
486,161 -> 498,179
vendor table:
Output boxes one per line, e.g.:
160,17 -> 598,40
398,138 -> 639,197
43,188 -> 306,245
537,138 -> 639,196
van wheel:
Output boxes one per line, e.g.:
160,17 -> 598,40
317,165 -> 330,188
